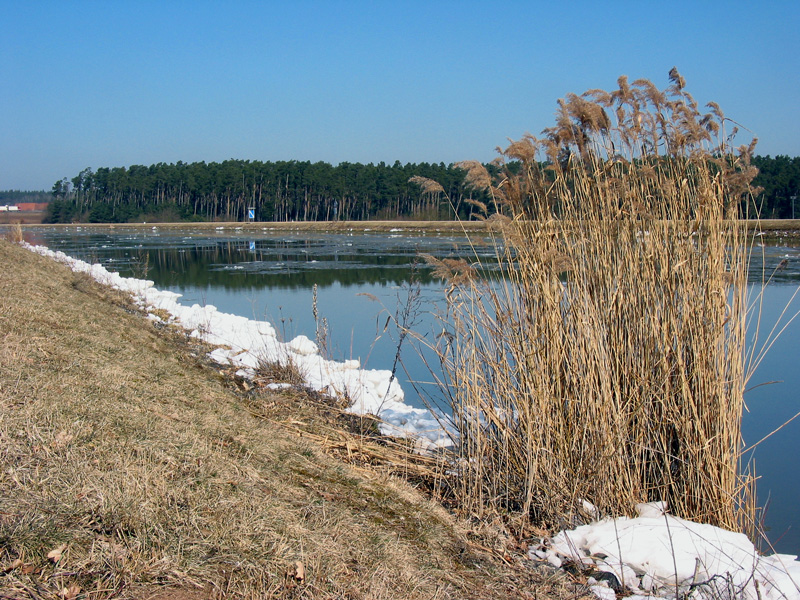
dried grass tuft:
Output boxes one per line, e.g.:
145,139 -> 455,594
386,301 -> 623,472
5,222 -> 23,243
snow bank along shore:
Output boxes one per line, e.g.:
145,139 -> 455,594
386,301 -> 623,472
22,243 -> 800,600
21,243 -> 450,451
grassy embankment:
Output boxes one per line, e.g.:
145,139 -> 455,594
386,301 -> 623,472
0,239 -> 580,600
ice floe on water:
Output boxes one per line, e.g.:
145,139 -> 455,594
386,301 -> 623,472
21,242 -> 800,599
531,502 -> 800,599
22,243 -> 453,451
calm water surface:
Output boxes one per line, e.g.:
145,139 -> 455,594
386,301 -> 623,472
20,225 -> 800,554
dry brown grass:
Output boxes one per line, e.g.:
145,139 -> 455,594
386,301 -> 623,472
0,240 -> 583,599
426,70 -> 761,537
4,222 -> 23,243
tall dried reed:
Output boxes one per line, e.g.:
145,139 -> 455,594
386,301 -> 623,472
5,222 -> 23,243
431,70 -> 759,534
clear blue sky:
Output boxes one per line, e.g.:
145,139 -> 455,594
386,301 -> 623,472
2,0 -> 798,191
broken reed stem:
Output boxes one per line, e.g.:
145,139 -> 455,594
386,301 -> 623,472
433,71 -> 758,534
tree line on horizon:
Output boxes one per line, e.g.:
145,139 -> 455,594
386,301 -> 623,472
11,154 -> 799,223
45,160 -> 498,224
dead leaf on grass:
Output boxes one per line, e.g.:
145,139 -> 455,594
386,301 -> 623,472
289,560 -> 305,583
61,584 -> 81,599
21,563 -> 37,575
3,558 -> 23,572
53,430 -> 74,449
47,543 -> 67,562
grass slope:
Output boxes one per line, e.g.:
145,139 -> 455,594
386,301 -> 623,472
0,240 -> 572,600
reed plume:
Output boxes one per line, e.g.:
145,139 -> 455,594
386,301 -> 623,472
454,160 -> 492,192
408,175 -> 445,195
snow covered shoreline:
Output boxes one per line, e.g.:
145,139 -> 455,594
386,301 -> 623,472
22,243 -> 453,451
21,242 -> 800,600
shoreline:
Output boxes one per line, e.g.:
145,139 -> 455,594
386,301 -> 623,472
2,238 -> 553,599
7,218 -> 800,239
21,241 -> 452,451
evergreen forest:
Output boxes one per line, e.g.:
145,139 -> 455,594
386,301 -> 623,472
46,160 -> 497,224
6,155 -> 799,223
750,155 -> 800,218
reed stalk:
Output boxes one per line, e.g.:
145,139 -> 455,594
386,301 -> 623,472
430,70 -> 760,534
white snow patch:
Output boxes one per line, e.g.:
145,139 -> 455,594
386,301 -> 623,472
288,335 -> 318,356
531,502 -> 800,600
266,383 -> 293,390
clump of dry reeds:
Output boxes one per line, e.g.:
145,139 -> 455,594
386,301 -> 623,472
432,69 -> 759,534
4,222 -> 23,243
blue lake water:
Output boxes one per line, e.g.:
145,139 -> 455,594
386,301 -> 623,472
17,225 -> 800,554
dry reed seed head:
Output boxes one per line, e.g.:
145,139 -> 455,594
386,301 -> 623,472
485,212 -> 513,235
465,198 -> 489,217
494,175 -> 519,200
615,75 -> 632,104
502,137 -> 538,163
565,93 -> 611,134
356,292 -> 380,304
420,253 -> 476,285
583,88 -> 614,108
744,137 -> 759,159
443,258 -> 477,286
668,66 -> 686,91
541,249 -> 574,274
633,78 -> 668,108
408,175 -> 445,195
454,160 -> 492,192
312,283 -> 318,322
615,105 -> 627,127
706,101 -> 725,123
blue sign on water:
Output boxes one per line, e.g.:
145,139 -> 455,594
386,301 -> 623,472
248,209 -> 255,220
249,241 -> 255,250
